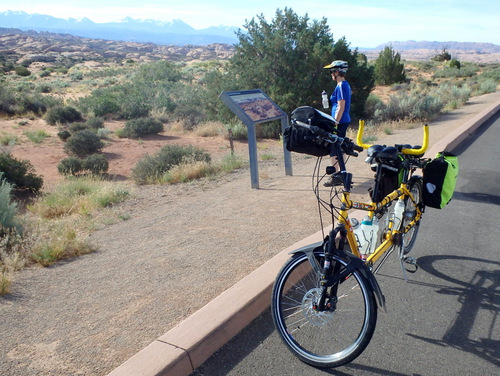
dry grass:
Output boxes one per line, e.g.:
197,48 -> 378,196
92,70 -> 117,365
193,121 -> 226,137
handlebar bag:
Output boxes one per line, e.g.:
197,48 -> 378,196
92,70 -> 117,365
423,151 -> 459,209
283,107 -> 337,157
291,106 -> 337,132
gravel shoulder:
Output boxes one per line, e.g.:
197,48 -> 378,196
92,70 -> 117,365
1,91 -> 500,376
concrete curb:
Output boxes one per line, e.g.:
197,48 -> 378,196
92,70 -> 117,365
108,98 -> 500,376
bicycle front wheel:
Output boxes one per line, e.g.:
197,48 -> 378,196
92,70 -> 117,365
271,251 -> 377,368
401,177 -> 423,254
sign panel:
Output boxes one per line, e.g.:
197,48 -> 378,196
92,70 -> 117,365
220,89 -> 292,189
227,90 -> 285,123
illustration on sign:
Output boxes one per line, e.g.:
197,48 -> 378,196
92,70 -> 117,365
231,91 -> 284,122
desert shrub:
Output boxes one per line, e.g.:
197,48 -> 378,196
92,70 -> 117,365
132,144 -> 211,185
14,66 -> 31,77
162,160 -> 217,183
0,174 -> 22,236
69,122 -> 89,133
96,128 -> 112,139
433,64 -> 477,79
57,129 -> 71,141
436,84 -> 471,109
82,154 -> 109,175
64,130 -> 104,157
0,82 -> 16,115
475,79 -> 498,95
0,153 -> 43,192
449,58 -> 461,69
0,132 -> 17,146
374,91 -> 444,122
172,105 -> 204,130
84,117 -> 105,130
121,117 -> 164,139
57,157 -> 83,176
411,95 -> 445,121
226,122 -> 247,140
76,89 -> 120,117
365,94 -> 383,119
45,105 -> 83,125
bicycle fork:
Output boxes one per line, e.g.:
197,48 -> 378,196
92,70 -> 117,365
315,229 -> 346,312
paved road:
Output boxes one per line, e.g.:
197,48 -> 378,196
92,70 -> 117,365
193,112 -> 500,376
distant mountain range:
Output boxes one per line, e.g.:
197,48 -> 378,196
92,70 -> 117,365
0,10 -> 240,45
373,40 -> 500,54
1,10 -> 499,62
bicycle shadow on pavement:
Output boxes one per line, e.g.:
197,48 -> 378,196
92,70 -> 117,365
407,255 -> 500,368
192,307 -> 424,376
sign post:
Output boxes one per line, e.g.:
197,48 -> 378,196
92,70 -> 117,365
220,89 -> 292,189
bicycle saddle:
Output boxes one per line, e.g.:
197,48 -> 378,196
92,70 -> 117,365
376,146 -> 402,169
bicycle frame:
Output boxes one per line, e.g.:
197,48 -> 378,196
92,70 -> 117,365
331,121 -> 428,267
338,181 -> 422,265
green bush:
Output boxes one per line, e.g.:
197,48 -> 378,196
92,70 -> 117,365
57,157 -> 83,176
68,122 -> 89,133
121,117 -> 164,139
131,144 -> 211,185
0,173 -> 22,236
449,58 -> 461,69
76,89 -> 120,117
365,94 -> 383,119
82,154 -> 109,175
0,153 -> 43,192
44,106 -> 83,125
84,117 -> 105,130
14,66 -> 31,77
476,79 -> 498,95
374,91 -> 444,122
64,130 -> 104,158
57,129 -> 71,142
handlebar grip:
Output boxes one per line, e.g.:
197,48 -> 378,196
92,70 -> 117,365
353,144 -> 364,152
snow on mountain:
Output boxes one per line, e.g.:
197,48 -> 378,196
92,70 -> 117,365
0,10 -> 239,45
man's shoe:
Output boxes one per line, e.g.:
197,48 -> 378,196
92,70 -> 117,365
323,173 -> 343,187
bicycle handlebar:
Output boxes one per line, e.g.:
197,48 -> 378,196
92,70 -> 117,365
294,120 -> 363,156
356,120 -> 429,155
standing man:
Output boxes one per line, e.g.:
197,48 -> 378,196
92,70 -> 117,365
323,60 -> 352,187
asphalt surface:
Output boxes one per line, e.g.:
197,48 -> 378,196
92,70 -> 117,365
192,112 -> 500,376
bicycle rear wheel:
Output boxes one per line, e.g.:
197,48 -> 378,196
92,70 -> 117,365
271,251 -> 377,368
401,177 -> 423,254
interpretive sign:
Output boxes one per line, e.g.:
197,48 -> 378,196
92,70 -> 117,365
220,90 -> 292,189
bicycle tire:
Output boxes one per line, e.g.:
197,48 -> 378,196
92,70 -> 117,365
401,177 -> 423,254
271,251 -> 377,368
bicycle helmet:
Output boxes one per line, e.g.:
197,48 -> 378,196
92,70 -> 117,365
324,60 -> 348,74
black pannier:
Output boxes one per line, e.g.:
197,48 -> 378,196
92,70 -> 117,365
284,106 -> 337,157
366,146 -> 403,202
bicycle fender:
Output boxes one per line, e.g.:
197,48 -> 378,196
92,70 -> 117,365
344,252 -> 387,313
290,241 -> 324,275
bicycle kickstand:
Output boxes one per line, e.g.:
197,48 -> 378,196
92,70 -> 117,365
398,247 -> 418,282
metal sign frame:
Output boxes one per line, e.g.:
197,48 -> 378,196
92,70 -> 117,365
220,89 -> 292,189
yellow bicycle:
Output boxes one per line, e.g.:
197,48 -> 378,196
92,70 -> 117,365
272,118 -> 429,368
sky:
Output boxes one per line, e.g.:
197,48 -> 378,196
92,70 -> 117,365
1,0 -> 499,48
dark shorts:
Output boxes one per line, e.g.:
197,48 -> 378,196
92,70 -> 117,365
330,122 -> 350,156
